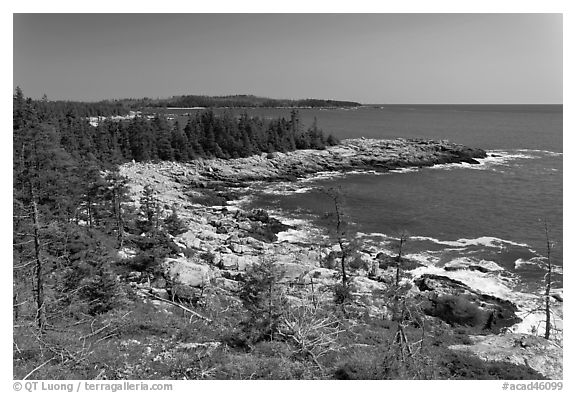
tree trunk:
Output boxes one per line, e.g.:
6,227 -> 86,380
333,195 -> 347,287
112,186 -> 124,248
339,239 -> 347,286
544,223 -> 552,340
396,236 -> 405,287
87,199 -> 93,228
31,189 -> 46,332
13,288 -> 19,321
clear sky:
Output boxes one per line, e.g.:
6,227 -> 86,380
13,13 -> 562,104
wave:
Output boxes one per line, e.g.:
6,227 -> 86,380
300,171 -> 348,183
516,148 -> 563,157
514,257 -> 542,269
356,232 -> 390,239
424,148 -> 559,174
260,185 -> 315,196
444,257 -> 505,272
410,235 -> 533,250
410,265 -> 516,299
403,252 -> 440,266
389,167 -> 420,174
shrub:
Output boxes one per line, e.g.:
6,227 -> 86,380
333,283 -> 353,305
127,231 -> 177,274
348,254 -> 371,271
163,206 -> 188,236
199,252 -> 216,264
238,258 -> 288,344
321,252 -> 337,270
78,268 -> 120,315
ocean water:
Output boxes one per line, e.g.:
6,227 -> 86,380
230,106 -> 563,308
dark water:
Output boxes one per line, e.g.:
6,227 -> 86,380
230,105 -> 563,292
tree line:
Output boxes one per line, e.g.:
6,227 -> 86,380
23,94 -> 361,120
19,90 -> 339,165
156,94 -> 361,108
115,109 -> 338,162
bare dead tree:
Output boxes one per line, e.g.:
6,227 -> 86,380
323,187 -> 350,287
278,302 -> 344,370
544,221 -> 553,340
30,186 -> 46,332
519,220 -> 560,341
395,231 -> 409,287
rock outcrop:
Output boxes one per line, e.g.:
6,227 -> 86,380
449,334 -> 563,380
120,138 -> 487,191
196,138 -> 487,184
415,274 -> 521,333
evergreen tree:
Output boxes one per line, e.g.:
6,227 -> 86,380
152,114 -> 173,160
171,121 -> 189,161
138,185 -> 159,233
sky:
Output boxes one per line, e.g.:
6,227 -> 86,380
13,13 -> 562,104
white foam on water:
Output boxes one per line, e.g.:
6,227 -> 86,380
356,232 -> 394,239
426,162 -> 469,171
403,252 -> 440,266
516,148 -> 563,157
410,265 -> 514,300
389,167 -> 420,174
514,258 -> 541,269
513,257 -> 563,275
300,171 -> 347,183
422,149 -> 545,174
410,235 -> 532,250
260,185 -> 315,196
444,257 -> 505,272
346,169 -> 387,176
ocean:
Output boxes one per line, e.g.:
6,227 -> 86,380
170,105 -> 563,336
225,105 -> 563,337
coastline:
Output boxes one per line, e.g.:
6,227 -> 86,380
119,137 -> 561,379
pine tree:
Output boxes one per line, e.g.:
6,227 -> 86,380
138,185 -> 159,233
170,121 -> 189,161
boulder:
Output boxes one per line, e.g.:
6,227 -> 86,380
275,262 -> 310,283
219,254 -> 240,269
163,257 -> 212,288
175,230 -> 202,250
414,274 -> 520,332
215,277 -> 241,292
230,243 -> 251,254
219,254 -> 259,271
350,276 -> 387,295
237,255 -> 259,271
307,267 -> 338,280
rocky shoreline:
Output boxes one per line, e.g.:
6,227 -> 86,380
170,137 -> 488,185
118,138 -> 561,379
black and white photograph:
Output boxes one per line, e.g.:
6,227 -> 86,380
11,8 -> 564,384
